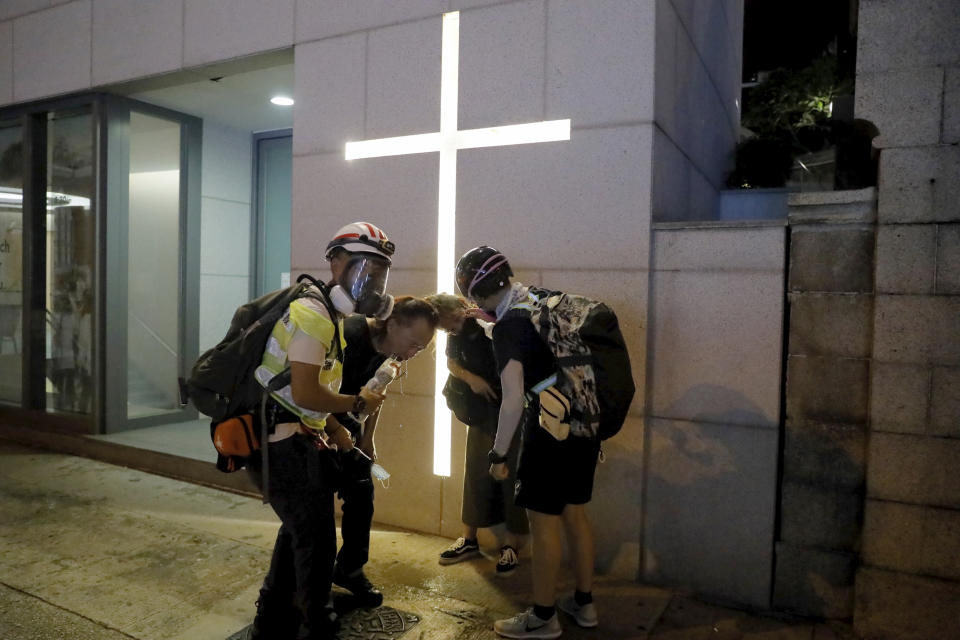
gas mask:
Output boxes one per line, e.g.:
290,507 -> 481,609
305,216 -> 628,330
329,253 -> 394,319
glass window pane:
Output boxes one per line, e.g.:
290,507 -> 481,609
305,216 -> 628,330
127,112 -> 181,419
46,110 -> 95,415
0,120 -> 23,405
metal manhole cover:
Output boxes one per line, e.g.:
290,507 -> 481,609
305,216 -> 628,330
227,605 -> 420,640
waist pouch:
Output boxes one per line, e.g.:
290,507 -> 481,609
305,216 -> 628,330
538,385 -> 571,441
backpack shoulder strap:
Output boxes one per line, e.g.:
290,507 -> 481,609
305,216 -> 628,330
294,274 -> 344,363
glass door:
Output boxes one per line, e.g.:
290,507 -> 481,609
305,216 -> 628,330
101,99 -> 200,432
46,109 -> 96,415
0,119 -> 23,405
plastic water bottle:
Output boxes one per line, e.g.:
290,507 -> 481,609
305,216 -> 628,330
354,357 -> 401,422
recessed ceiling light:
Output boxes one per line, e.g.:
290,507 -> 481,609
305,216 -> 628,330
270,96 -> 294,106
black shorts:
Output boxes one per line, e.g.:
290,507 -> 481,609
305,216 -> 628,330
514,417 -> 601,516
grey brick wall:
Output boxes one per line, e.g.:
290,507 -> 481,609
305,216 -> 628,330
853,2 -> 960,637
774,192 -> 876,618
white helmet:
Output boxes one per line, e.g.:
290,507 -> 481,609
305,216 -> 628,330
325,222 -> 395,264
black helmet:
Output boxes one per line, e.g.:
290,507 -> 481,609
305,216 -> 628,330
455,246 -> 513,301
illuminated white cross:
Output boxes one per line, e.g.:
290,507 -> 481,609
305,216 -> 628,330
345,11 -> 570,476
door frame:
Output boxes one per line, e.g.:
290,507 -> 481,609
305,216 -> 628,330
251,128 -> 292,298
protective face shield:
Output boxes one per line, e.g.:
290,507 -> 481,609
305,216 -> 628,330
329,253 -> 394,319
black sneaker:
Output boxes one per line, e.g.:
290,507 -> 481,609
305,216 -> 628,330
495,545 -> 519,577
439,536 -> 481,565
332,566 -> 384,608
249,596 -> 299,639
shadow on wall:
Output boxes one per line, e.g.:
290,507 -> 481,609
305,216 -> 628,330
588,432 -> 643,577
773,417 -> 864,618
642,385 -> 780,607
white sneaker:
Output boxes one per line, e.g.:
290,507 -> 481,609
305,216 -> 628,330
557,594 -> 598,628
493,608 -> 562,639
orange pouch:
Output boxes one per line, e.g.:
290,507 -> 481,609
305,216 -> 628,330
212,414 -> 260,458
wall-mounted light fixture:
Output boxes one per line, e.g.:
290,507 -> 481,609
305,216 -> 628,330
344,11 -> 571,477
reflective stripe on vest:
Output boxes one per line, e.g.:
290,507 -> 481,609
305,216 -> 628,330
256,298 -> 344,430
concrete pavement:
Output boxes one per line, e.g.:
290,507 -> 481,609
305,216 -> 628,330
0,440 -> 853,639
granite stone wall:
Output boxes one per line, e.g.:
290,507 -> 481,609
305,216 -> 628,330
774,189 -> 876,619
852,1 -> 960,638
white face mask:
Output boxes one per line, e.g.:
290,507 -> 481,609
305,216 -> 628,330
329,284 -> 358,315
370,462 -> 390,488
328,285 -> 394,320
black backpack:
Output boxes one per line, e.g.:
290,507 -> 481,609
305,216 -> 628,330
516,286 -> 635,440
179,274 -> 341,472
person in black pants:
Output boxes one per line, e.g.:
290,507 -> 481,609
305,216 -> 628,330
455,246 -> 606,640
330,296 -> 438,605
249,222 -> 394,640
252,295 -> 437,637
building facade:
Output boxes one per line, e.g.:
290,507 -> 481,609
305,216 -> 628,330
0,1 -> 956,637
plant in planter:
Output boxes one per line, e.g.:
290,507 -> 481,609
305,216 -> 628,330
730,56 -> 854,189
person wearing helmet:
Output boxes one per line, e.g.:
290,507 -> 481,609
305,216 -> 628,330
250,222 -> 395,640
455,246 -> 601,640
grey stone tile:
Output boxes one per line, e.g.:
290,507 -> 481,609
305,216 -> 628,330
183,0 -> 293,67
294,0 -> 442,43
879,145 -> 960,224
870,362 -> 931,434
783,419 -> 866,490
779,481 -> 863,550
786,356 -> 869,424
773,542 -> 855,619
862,499 -> 960,581
874,295 -> 960,364
856,0 -> 960,74
0,22 -> 11,105
0,0 -> 54,22
936,223 -> 960,294
930,366 -> 960,437
854,567 -> 960,640
867,432 -> 960,508
876,225 -> 937,294
789,227 -> 875,293
856,67 -> 943,148
643,419 -> 778,608
12,1 -> 91,102
788,293 -> 873,358
944,66 -> 960,144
